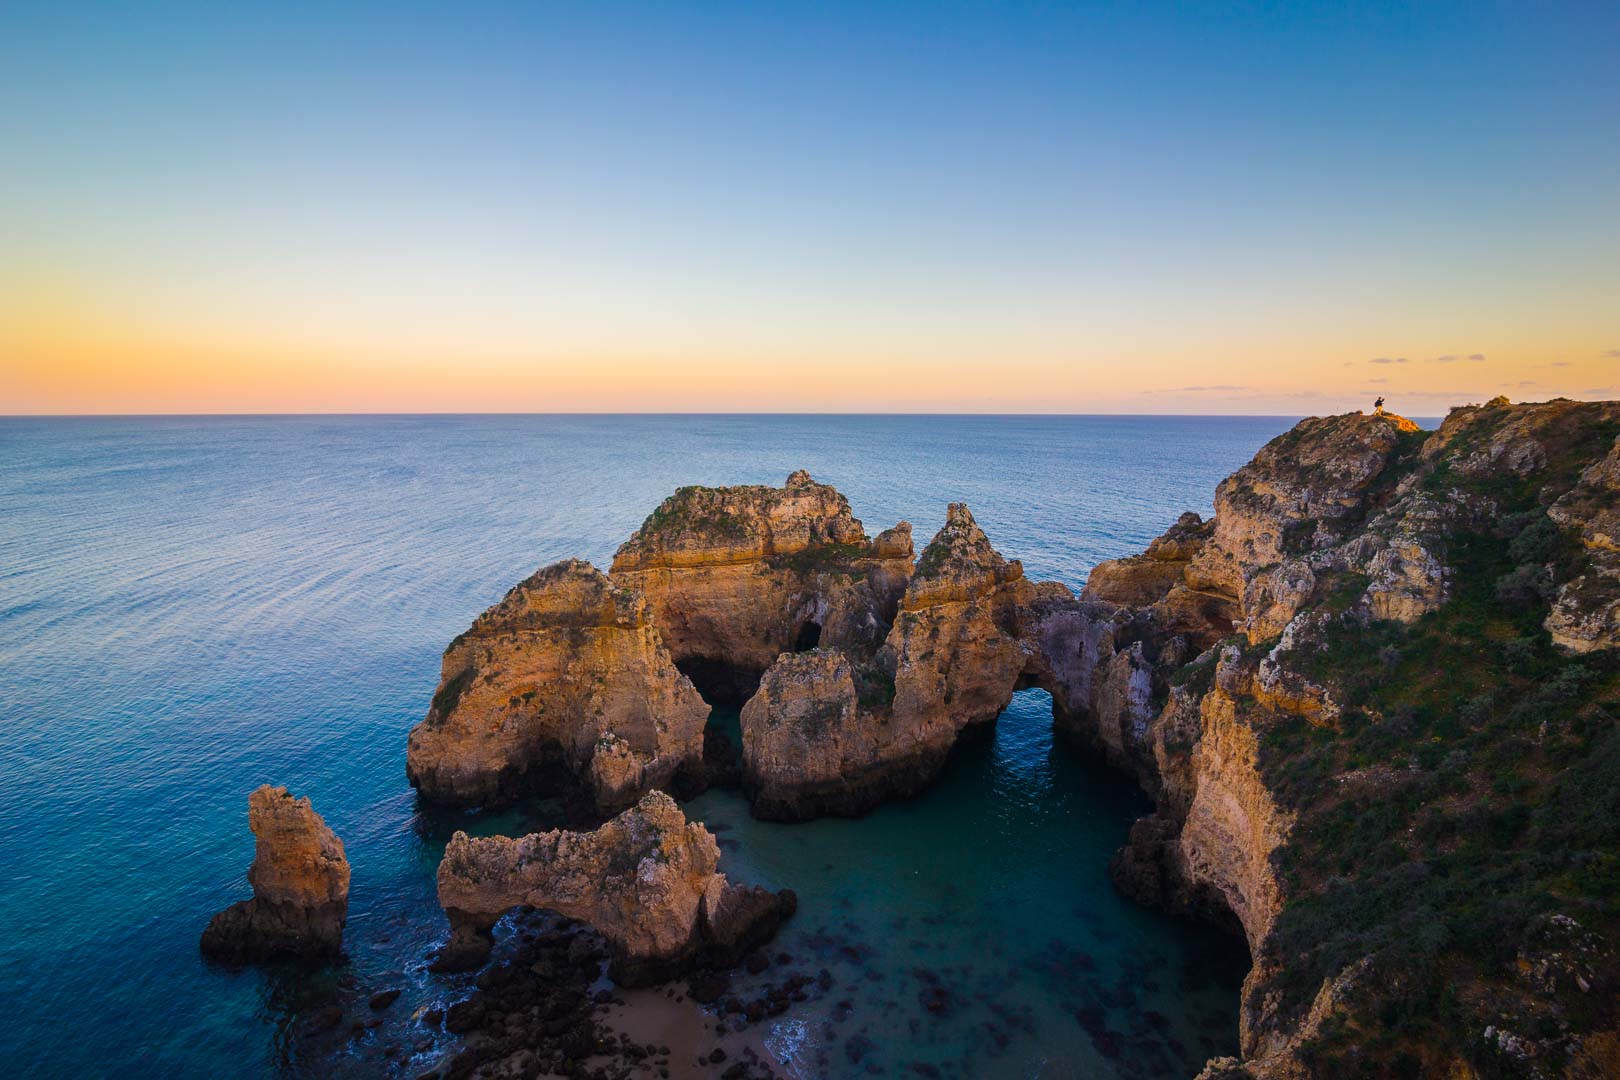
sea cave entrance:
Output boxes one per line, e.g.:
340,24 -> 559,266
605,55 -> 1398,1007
676,657 -> 763,789
792,620 -> 822,652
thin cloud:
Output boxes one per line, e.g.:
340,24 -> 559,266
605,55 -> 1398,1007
1365,378 -> 1389,384
1468,353 -> 1486,361
1428,354 -> 1459,364
1586,387 -> 1615,395
1538,362 -> 1571,368
1514,380 -> 1538,387
1369,356 -> 1409,365
1142,384 -> 1249,394
1603,349 -> 1620,358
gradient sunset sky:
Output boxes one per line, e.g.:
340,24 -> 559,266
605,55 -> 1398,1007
3,2 -> 1617,415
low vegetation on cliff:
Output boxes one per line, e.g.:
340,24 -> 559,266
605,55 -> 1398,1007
1251,404 -> 1620,1077
1086,399 -> 1620,1079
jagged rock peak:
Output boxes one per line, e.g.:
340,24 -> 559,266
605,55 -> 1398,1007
434,790 -> 793,981
610,471 -> 871,571
200,785 -> 350,963
905,502 -> 1023,608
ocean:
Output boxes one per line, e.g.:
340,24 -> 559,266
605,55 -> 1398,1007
0,414 -> 1303,1078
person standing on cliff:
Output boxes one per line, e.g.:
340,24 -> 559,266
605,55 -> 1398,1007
1374,396 -> 1386,415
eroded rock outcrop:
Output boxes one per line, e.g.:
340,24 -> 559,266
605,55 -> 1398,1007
414,471 -> 1107,824
610,470 -> 914,688
201,785 -> 349,963
406,560 -> 709,813
435,791 -> 793,982
739,502 -> 1093,819
1549,431 -> 1620,652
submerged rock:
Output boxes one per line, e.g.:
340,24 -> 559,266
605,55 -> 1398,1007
200,785 -> 349,963
434,790 -> 792,983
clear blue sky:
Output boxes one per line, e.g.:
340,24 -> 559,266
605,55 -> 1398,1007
3,1 -> 1617,412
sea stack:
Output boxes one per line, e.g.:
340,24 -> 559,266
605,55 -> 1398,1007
200,785 -> 350,963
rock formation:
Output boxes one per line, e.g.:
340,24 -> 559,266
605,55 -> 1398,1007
405,418 -> 1620,1076
435,791 -> 793,982
406,559 -> 709,813
1067,401 -> 1620,1077
740,502 -> 1100,819
414,471 -> 1102,823
1549,429 -> 1620,652
609,470 -> 914,695
200,785 -> 350,963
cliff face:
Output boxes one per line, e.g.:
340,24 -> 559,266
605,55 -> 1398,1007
415,473 -> 1105,825
405,560 -> 709,813
1074,401 -> 1620,1078
201,785 -> 349,963
610,470 -> 914,679
435,791 -> 792,983
740,502 -> 1095,819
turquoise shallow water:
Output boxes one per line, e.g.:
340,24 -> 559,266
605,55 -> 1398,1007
0,414 -> 1293,1078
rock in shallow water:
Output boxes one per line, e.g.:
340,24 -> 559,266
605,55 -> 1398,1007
200,785 -> 349,963
435,790 -> 793,984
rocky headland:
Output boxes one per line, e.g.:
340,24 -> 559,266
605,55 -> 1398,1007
1078,399 -> 1620,1077
200,785 -> 350,963
406,402 -> 1620,1076
244,400 -> 1619,1077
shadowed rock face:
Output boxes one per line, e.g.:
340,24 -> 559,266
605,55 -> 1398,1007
200,786 -> 349,963
405,560 -> 709,813
1549,430 -> 1620,652
434,791 -> 793,983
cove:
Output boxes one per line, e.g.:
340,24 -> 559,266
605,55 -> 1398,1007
0,414 -> 1284,1077
674,692 -> 1248,1078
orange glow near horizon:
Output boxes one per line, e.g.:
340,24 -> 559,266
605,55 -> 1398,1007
5,279 -> 1615,415
4,5 -> 1616,416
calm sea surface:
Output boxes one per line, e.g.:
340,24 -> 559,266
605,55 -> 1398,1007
0,415 -> 1306,1078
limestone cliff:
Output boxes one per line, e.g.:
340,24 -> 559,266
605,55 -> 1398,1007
434,791 -> 793,983
610,470 -> 914,683
405,560 -> 708,813
414,472 -> 1105,824
740,503 -> 1090,819
1073,402 -> 1620,1078
201,785 -> 350,963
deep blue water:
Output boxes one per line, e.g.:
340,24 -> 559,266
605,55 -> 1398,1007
0,414 -> 1298,1078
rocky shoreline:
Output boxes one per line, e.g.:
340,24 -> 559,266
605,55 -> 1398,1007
209,398 -> 1620,1078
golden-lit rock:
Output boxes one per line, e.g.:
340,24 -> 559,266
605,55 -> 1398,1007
434,791 -> 791,981
200,785 -> 349,963
610,471 -> 913,674
405,560 -> 708,813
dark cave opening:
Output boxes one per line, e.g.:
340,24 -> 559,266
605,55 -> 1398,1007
676,657 -> 762,791
792,620 -> 822,652
676,657 -> 762,708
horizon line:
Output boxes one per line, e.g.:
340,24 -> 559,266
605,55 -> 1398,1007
0,408 -> 1456,420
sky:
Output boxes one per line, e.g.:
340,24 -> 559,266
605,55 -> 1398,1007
2,1 -> 1617,415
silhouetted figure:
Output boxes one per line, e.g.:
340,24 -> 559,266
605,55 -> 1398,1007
1373,396 -> 1386,414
